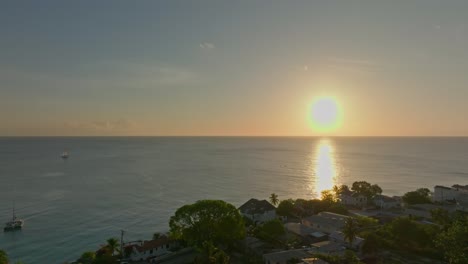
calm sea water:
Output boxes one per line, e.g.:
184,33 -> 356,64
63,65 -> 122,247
0,137 -> 467,263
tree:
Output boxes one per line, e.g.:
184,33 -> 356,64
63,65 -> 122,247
402,188 -> 431,205
342,218 -> 358,248
106,238 -> 120,256
269,193 -> 279,206
256,219 -> 285,243
194,241 -> 230,264
430,208 -> 451,227
169,200 -> 245,250
321,190 -> 335,203
276,199 -> 295,217
435,218 -> 468,264
153,232 -> 162,240
78,251 -> 96,264
351,181 -> 382,201
0,250 -> 8,264
361,233 -> 380,257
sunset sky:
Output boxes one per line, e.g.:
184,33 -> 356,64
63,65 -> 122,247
1,1 -> 468,136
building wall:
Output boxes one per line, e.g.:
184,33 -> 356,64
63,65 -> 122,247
433,187 -> 458,202
339,194 -> 367,207
243,210 -> 276,223
129,242 -> 175,261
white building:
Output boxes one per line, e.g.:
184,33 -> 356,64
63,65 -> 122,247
433,184 -> 468,204
239,198 -> 277,224
302,212 -> 349,234
124,236 -> 178,262
338,190 -> 367,208
373,195 -> 401,209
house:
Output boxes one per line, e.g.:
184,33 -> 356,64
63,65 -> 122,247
338,190 -> 367,207
239,198 -> 277,224
284,223 -> 328,243
373,195 -> 400,209
302,212 -> 349,234
124,235 -> 178,262
263,249 -> 314,264
404,203 -> 458,219
434,185 -> 468,204
328,231 -> 364,251
309,240 -> 347,256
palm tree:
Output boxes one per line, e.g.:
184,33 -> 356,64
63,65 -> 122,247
342,218 -> 359,248
106,238 -> 120,256
269,193 -> 279,206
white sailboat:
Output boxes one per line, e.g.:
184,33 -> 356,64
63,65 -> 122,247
61,150 -> 69,159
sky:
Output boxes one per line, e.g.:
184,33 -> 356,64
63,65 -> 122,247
1,1 -> 468,136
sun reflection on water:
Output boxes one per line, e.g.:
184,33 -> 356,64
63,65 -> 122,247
312,139 -> 338,197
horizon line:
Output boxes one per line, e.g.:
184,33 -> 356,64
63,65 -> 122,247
1,135 -> 468,138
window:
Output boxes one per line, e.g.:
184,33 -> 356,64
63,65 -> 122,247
150,249 -> 153,254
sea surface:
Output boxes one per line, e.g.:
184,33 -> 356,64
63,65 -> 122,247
0,137 -> 467,263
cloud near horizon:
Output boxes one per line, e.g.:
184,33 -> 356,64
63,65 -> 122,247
199,42 -> 215,49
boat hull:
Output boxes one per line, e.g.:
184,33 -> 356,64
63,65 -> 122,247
3,226 -> 22,232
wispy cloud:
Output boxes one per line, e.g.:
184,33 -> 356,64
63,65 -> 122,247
199,42 -> 215,49
64,118 -> 135,133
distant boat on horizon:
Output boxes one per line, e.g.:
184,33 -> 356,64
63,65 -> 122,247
4,205 -> 24,232
61,151 -> 69,159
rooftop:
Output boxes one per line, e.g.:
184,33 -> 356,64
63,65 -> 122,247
284,223 -> 326,238
263,249 -> 313,263
238,198 -> 276,215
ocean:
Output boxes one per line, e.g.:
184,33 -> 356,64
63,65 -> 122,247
0,137 -> 467,263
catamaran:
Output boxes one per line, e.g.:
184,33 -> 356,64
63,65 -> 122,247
4,207 -> 24,232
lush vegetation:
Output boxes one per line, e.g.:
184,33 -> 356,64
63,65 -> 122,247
276,196 -> 348,218
253,219 -> 285,245
169,200 -> 245,260
330,181 -> 383,206
0,250 -> 8,264
402,188 -> 432,205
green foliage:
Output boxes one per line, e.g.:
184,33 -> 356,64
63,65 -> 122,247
78,251 -> 96,264
430,208 -> 451,227
361,233 -> 381,257
355,216 -> 378,228
169,200 -> 245,250
327,203 -> 349,215
0,249 -> 8,264
321,190 -> 335,203
93,245 -> 119,264
402,188 -> 431,205
105,238 -> 120,256
435,217 -> 468,264
378,216 -> 440,258
269,193 -> 279,206
342,218 -> 359,247
153,232 -> 162,240
194,241 -> 230,264
351,181 -> 382,200
276,199 -> 295,217
255,219 -> 285,243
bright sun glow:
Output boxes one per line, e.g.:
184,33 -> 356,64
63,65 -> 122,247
310,96 -> 342,132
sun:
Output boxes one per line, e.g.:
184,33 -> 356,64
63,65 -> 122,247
309,96 -> 342,132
